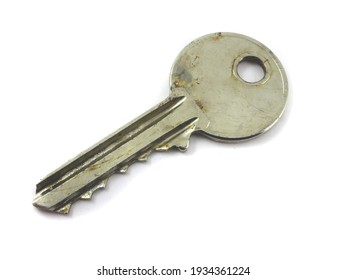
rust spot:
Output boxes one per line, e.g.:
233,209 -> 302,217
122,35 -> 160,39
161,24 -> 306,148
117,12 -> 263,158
195,99 -> 205,111
89,163 -> 100,171
89,158 -> 109,171
191,55 -> 200,67
174,80 -> 186,88
213,32 -> 223,40
172,67 -> 193,88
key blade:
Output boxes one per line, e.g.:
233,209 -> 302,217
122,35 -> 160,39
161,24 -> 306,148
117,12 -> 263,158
33,92 -> 206,214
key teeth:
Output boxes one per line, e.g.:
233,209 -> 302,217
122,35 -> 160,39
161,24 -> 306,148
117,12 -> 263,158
80,179 -> 108,200
80,190 -> 93,200
57,203 -> 71,214
173,123 -> 195,151
174,138 -> 190,151
119,165 -> 129,174
155,140 -> 189,152
138,152 -> 150,162
155,145 -> 171,151
177,143 -> 189,152
156,128 -> 193,152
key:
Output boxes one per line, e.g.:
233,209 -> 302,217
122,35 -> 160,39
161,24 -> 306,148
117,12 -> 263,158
33,32 -> 288,214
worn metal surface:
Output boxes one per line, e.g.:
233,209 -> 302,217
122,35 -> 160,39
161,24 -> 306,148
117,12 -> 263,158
33,32 -> 288,214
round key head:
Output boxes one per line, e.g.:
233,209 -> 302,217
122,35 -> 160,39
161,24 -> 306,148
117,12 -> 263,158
170,32 -> 288,141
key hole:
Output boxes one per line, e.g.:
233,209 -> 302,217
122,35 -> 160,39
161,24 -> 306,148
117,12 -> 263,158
237,56 -> 265,83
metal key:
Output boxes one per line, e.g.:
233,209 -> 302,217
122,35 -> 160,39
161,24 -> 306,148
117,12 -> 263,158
33,32 -> 288,214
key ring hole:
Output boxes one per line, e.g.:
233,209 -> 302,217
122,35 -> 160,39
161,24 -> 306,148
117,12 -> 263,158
235,56 -> 266,84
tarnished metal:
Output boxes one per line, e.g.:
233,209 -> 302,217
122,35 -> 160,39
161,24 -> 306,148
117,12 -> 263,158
33,32 -> 288,214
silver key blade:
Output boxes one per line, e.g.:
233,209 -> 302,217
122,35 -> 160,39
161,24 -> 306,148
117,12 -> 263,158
34,32 -> 288,214
33,91 -> 209,213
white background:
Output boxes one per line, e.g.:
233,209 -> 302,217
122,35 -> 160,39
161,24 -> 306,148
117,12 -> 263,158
0,1 -> 346,279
